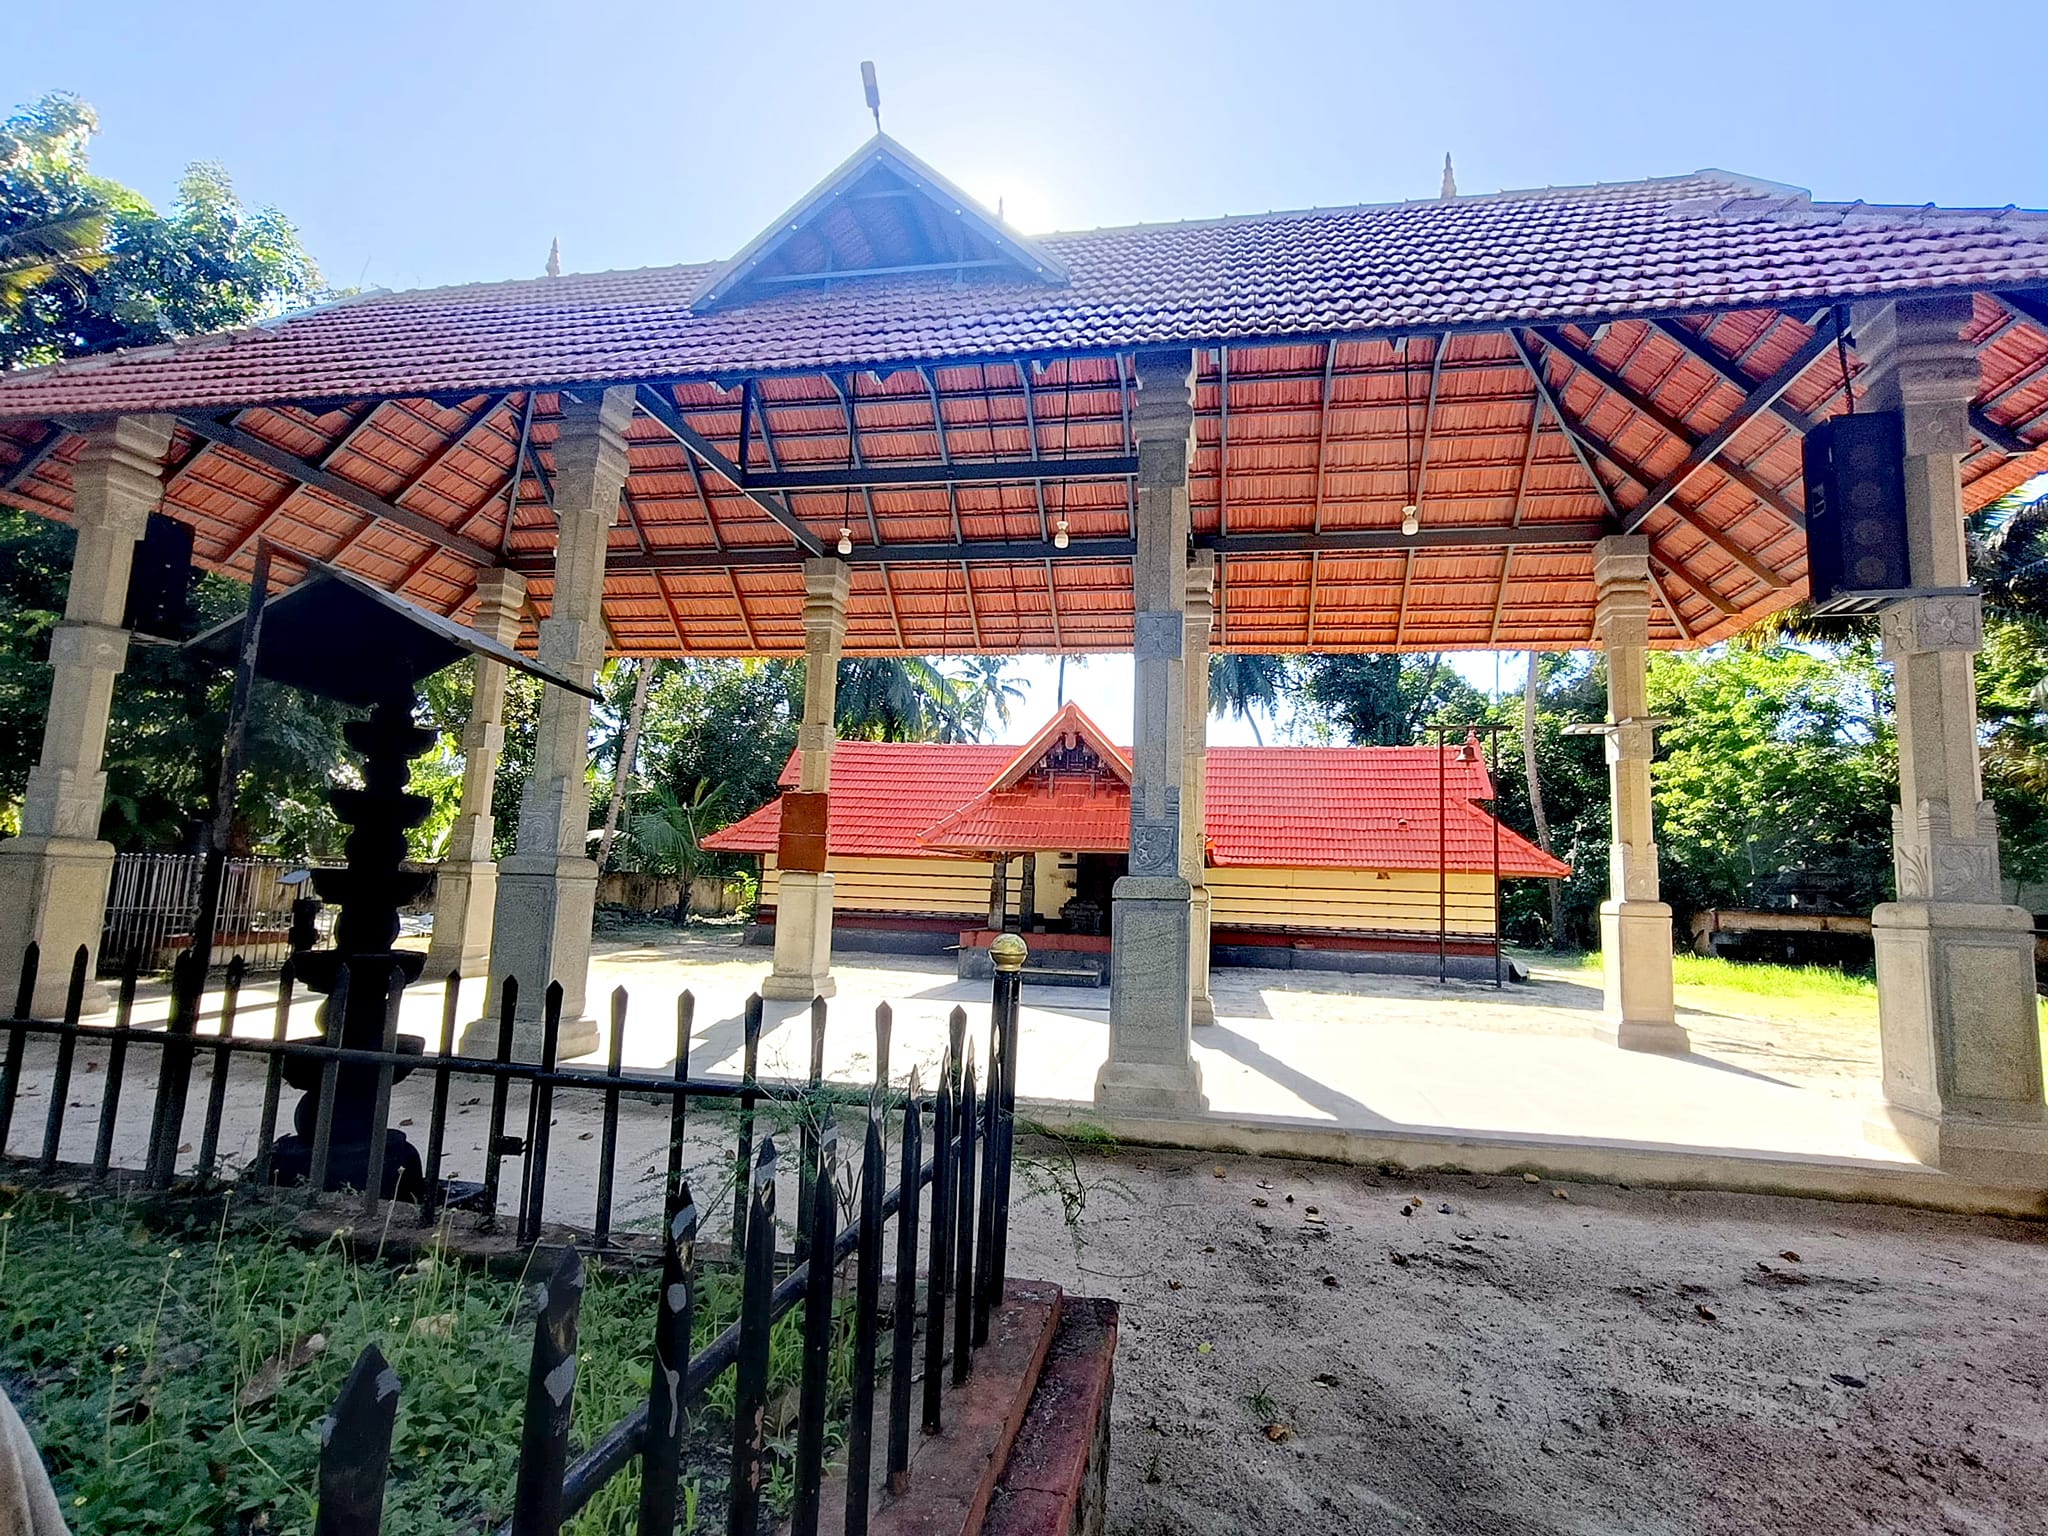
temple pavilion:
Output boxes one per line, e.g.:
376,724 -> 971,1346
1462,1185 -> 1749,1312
704,701 -> 1567,987
2,133 -> 2047,1182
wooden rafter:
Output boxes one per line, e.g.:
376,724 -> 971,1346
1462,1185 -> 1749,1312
633,385 -> 823,556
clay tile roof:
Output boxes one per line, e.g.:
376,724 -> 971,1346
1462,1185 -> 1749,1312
4,168 -> 2047,418
701,731 -> 1568,878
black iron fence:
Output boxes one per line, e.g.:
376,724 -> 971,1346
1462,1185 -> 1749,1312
0,938 -> 1026,1535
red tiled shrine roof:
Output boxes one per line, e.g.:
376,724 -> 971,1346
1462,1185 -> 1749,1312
3,135 -> 2046,657
702,712 -> 1568,879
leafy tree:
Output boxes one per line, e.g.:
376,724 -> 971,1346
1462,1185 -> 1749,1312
2,94 -> 318,367
1209,653 -> 1284,743
1286,653 -> 1487,744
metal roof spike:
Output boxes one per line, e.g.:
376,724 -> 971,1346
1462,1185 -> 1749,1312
545,238 -> 561,279
1441,154 -> 1458,200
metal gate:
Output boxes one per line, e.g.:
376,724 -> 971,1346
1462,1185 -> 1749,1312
97,853 -> 323,976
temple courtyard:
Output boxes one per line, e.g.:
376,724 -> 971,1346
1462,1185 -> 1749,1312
60,924 -> 2034,1201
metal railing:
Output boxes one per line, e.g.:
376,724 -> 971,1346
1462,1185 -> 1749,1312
98,852 -> 327,975
0,937 -> 1027,1536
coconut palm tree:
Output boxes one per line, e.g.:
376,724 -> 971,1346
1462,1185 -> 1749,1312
1209,653 -> 1286,743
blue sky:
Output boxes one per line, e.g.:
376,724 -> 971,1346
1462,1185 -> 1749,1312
12,0 -> 2044,742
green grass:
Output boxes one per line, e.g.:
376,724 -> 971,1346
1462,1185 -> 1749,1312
0,1190 -> 841,1536
1669,952 -> 1877,1001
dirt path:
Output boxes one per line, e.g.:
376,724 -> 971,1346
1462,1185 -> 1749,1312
999,1140 -> 2048,1536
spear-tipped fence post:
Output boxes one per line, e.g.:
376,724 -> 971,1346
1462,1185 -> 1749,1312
511,1245 -> 584,1536
886,1066 -> 923,1493
730,1136 -> 778,1536
951,1038 -> 978,1385
314,1346 -> 401,1536
666,991 -> 693,1221
846,1104 -> 886,1533
636,1191 -> 697,1536
419,972 -> 460,1225
479,977 -> 519,1229
145,950 -> 203,1187
95,950 -> 149,1181
796,993 -> 827,1265
0,942 -> 40,1155
194,955 -> 245,1183
731,993 -> 762,1257
921,1030 -> 957,1434
873,1001 -> 893,1102
38,946 -> 89,1174
594,985 -> 627,1245
360,964 -> 405,1215
519,982 -> 565,1245
792,1115 -> 839,1536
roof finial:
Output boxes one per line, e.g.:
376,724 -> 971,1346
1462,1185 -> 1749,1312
545,237 -> 561,278
861,61 -> 882,133
1440,154 -> 1457,199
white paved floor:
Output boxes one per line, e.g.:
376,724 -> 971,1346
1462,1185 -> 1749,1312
99,927 -> 1905,1166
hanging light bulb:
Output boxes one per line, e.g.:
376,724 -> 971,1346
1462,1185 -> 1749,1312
837,526 -> 854,555
1400,504 -> 1420,537
1052,517 -> 1070,550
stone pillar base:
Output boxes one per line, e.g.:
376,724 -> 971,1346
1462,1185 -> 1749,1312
1189,885 -> 1215,1027
0,835 -> 117,1016
763,870 -> 835,1002
421,859 -> 496,983
464,855 -> 600,1061
1098,876 -> 1206,1114
1599,899 -> 1687,1054
1866,900 -> 2048,1185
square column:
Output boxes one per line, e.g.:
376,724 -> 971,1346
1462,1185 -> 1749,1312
423,568 -> 526,982
0,415 -> 172,1015
1854,296 -> 2048,1185
1593,535 -> 1686,1053
476,387 -> 634,1059
1183,552 -> 1216,1028
763,558 -> 849,1001
1097,349 -> 1206,1114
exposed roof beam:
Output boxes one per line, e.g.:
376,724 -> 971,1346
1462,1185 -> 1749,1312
1530,327 -> 1805,528
633,384 -> 824,557
739,454 -> 1142,492
1620,312 -> 1839,534
174,412 -> 499,568
1505,330 -> 1621,523
543,519 -> 1611,575
1217,346 -> 1231,536
1649,318 -> 1820,434
1513,331 -> 1787,591
0,425 -> 66,493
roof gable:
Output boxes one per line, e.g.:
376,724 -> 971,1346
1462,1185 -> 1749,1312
987,701 -> 1130,790
689,135 -> 1068,311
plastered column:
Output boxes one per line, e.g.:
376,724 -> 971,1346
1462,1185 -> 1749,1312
1097,348 -> 1206,1114
475,388 -> 633,1059
0,415 -> 171,1015
1854,296 -> 2048,1184
423,568 -> 525,983
763,558 -> 849,1001
1183,553 -> 1216,1028
1593,535 -> 1686,1053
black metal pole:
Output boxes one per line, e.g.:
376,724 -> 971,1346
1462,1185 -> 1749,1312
190,541 -> 272,982
729,1137 -> 777,1536
511,1246 -> 584,1536
636,1193 -> 697,1536
731,993 -> 763,1257
791,1117 -> 839,1536
886,1067 -> 922,1493
846,1105 -> 886,1534
1438,724 -> 1448,984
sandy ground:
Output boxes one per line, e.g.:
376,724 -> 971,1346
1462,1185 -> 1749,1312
998,1139 -> 2048,1536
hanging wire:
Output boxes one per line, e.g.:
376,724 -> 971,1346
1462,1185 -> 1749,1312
1402,337 -> 1419,505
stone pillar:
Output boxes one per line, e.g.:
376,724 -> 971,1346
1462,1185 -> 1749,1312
763,558 -> 849,1001
423,568 -> 526,983
0,415 -> 172,1015
1183,553 -> 1217,1027
1593,535 -> 1686,1053
1854,295 -> 2048,1184
1097,349 -> 1206,1114
474,387 -> 634,1059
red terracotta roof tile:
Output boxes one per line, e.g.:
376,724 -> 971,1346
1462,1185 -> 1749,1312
701,732 -> 1567,878
4,170 -> 2046,419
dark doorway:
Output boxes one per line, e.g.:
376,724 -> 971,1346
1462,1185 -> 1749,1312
1064,852 -> 1127,935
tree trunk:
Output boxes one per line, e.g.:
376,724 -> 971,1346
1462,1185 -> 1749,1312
596,660 -> 654,871
1522,652 -> 1566,947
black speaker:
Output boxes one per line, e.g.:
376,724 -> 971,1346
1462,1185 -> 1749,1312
1803,409 -> 1909,610
122,512 -> 194,638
